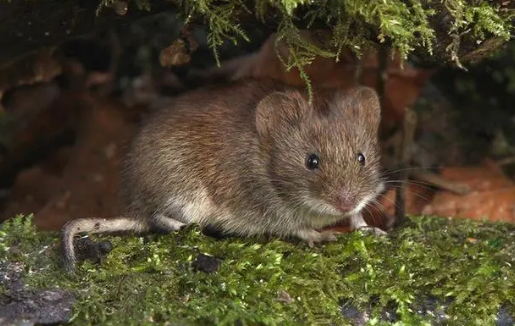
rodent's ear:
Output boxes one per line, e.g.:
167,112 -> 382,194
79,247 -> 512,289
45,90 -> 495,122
333,86 -> 381,130
255,90 -> 305,138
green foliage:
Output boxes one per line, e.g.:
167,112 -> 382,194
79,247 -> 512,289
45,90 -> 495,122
176,0 -> 251,65
97,0 -> 514,94
0,214 -> 37,256
96,0 -> 151,15
2,214 -> 515,325
445,0 -> 513,68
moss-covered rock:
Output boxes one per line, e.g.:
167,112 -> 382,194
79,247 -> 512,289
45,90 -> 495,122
1,215 -> 515,325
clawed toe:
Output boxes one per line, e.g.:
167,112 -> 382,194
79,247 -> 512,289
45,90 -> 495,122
356,226 -> 387,236
296,229 -> 339,247
322,232 -> 338,242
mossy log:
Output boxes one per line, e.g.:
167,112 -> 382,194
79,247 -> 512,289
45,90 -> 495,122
1,215 -> 515,325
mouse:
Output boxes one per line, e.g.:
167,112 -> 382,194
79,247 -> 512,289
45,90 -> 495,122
61,78 -> 386,273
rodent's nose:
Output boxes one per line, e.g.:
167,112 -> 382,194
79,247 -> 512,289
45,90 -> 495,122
335,194 -> 357,213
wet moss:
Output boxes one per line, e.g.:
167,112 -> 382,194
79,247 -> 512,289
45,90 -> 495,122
1,214 -> 515,325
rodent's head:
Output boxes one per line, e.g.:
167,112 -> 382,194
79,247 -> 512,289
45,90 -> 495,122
256,86 -> 384,217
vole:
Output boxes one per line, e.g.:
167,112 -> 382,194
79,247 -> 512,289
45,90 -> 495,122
61,79 -> 386,273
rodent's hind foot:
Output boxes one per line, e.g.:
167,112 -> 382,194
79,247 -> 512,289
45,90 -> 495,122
152,214 -> 187,233
349,213 -> 387,236
355,226 -> 387,236
295,228 -> 338,247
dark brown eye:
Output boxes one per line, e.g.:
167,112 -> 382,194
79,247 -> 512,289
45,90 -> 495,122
306,153 -> 320,170
357,153 -> 366,165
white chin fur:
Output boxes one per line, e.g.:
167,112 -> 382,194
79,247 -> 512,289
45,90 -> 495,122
305,181 -> 385,217
350,182 -> 385,216
302,197 -> 342,216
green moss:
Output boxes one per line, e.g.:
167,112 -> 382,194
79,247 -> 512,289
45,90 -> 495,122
96,0 -> 514,98
1,215 -> 515,325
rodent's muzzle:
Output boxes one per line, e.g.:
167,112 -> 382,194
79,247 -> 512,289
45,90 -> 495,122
333,193 -> 358,213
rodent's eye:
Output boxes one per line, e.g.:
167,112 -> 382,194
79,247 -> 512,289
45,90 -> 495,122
306,153 -> 320,170
357,153 -> 366,165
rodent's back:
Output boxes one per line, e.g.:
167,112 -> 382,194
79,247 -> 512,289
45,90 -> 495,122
119,79 -> 287,219
60,81 -> 385,274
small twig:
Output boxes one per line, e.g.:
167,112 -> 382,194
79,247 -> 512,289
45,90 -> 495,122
108,29 -> 122,78
377,47 -> 388,110
353,55 -> 364,85
394,108 -> 417,228
409,170 -> 471,195
376,47 -> 397,231
497,155 -> 515,166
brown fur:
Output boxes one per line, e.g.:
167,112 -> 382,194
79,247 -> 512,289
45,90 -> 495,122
61,79 -> 385,273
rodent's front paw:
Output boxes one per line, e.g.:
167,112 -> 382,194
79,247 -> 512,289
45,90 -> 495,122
355,226 -> 387,236
295,229 -> 338,247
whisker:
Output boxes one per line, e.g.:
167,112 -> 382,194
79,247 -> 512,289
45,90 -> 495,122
368,198 -> 389,214
372,199 -> 391,216
384,185 -> 435,198
381,185 -> 434,203
376,195 -> 406,214
385,178 -> 438,186
363,206 -> 381,226
381,166 -> 445,177
362,205 -> 376,220
363,204 -> 381,222
364,200 -> 384,217
366,199 -> 397,229
385,180 -> 437,191
365,202 -> 382,216
381,164 -> 474,182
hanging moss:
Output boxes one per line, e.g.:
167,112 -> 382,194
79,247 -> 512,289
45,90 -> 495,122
2,214 -> 515,325
94,0 -> 514,97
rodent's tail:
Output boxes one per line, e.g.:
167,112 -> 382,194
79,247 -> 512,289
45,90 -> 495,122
60,217 -> 147,275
